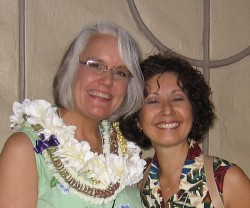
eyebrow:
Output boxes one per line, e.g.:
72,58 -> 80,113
87,57 -> 127,69
172,89 -> 184,93
147,89 -> 184,96
87,57 -> 102,62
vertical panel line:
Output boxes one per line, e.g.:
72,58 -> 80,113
202,0 -> 210,154
19,0 -> 25,102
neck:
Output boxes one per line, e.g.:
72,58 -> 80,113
59,108 -> 103,151
155,140 -> 189,177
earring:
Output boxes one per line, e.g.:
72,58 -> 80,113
136,121 -> 143,131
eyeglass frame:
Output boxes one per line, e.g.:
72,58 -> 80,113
79,58 -> 133,80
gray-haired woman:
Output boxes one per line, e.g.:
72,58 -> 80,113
0,21 -> 145,208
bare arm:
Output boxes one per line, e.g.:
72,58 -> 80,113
223,165 -> 250,208
0,133 -> 38,208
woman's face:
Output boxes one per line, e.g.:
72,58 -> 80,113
138,72 -> 193,148
72,34 -> 129,122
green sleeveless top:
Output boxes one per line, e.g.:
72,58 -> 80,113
18,126 -> 142,208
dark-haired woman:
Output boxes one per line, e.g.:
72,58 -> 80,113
120,53 -> 250,207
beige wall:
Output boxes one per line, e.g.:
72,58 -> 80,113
0,0 -> 249,177
0,0 -> 19,148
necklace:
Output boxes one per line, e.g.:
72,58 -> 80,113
10,99 -> 146,205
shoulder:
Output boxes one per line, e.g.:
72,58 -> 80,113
223,165 -> 250,207
0,132 -> 36,169
1,132 -> 34,154
224,165 -> 250,187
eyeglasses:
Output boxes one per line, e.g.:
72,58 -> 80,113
79,59 -> 133,80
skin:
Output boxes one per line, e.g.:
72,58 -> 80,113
138,72 -> 250,206
139,72 -> 193,149
75,34 -> 129,123
0,34 -> 130,208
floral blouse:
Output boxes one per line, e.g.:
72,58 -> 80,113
141,140 -> 232,208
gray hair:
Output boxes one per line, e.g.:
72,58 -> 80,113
53,21 -> 144,121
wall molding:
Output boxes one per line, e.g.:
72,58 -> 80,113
127,0 -> 250,68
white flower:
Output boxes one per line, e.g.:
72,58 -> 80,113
126,141 -> 141,156
54,139 -> 95,172
27,99 -> 51,118
9,99 -> 30,129
85,154 -> 112,186
105,154 -> 126,183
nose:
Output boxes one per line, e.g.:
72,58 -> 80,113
160,101 -> 175,117
99,69 -> 113,86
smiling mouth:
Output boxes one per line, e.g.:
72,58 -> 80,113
156,122 -> 179,129
88,90 -> 111,99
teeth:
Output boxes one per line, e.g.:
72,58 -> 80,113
88,91 -> 111,99
157,122 -> 179,129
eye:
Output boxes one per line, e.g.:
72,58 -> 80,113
113,69 -> 131,78
87,61 -> 103,71
148,100 -> 158,104
172,94 -> 188,102
144,98 -> 159,104
173,97 -> 184,101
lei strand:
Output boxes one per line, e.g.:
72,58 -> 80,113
9,99 -> 146,205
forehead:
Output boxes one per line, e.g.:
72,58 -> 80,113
147,72 -> 179,88
80,34 -> 117,55
79,34 -> 124,67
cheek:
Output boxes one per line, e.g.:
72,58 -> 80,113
73,70 -> 98,90
180,105 -> 193,130
114,82 -> 128,99
184,105 -> 193,120
138,107 -> 154,127
76,66 -> 99,80
138,110 -> 155,139
72,69 -> 85,87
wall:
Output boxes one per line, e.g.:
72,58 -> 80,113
0,0 -> 19,148
0,0 -> 249,177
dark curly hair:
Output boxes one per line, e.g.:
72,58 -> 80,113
119,53 -> 216,149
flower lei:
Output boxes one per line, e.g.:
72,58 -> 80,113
10,99 -> 146,205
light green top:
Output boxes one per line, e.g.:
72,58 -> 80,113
18,127 -> 142,208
